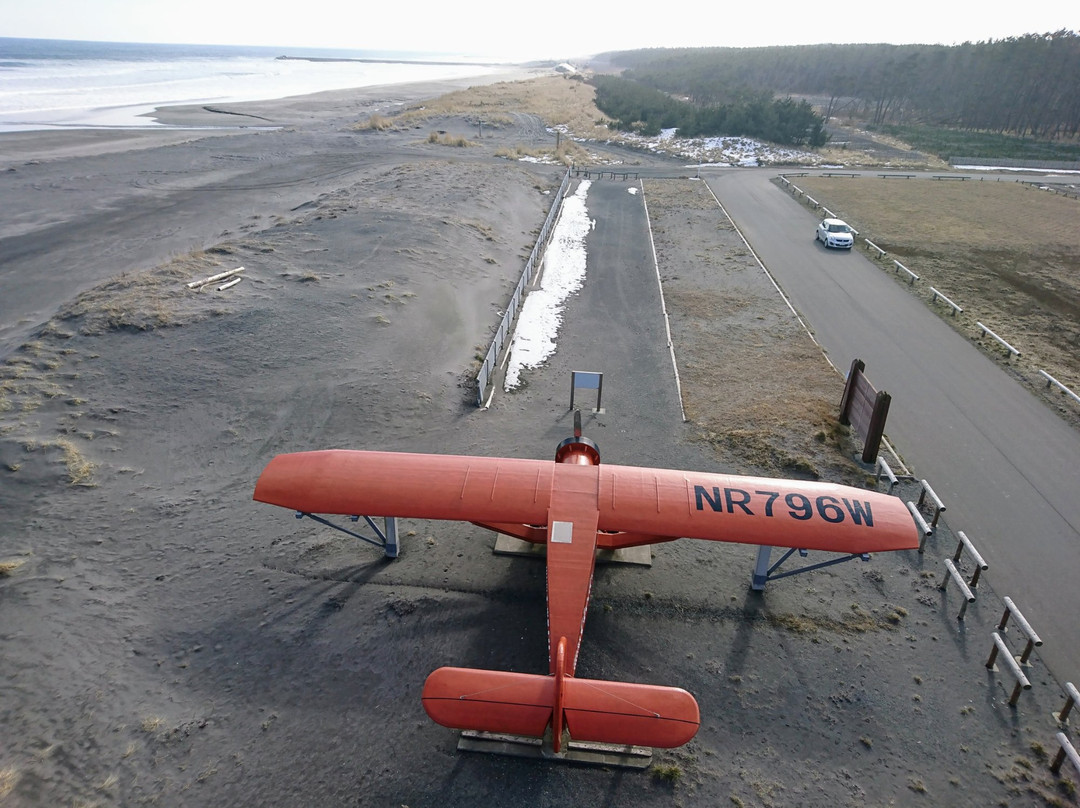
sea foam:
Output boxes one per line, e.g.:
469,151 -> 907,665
0,38 -> 505,131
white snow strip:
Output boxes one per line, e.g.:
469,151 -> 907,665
504,179 -> 592,390
954,165 -> 1080,174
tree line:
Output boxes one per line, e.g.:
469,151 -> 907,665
590,75 -> 828,146
607,31 -> 1080,140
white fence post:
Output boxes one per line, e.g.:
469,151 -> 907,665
985,632 -> 1032,706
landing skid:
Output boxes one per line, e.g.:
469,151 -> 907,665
457,730 -> 653,769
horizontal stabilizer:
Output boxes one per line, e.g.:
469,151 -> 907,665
422,667 -> 699,749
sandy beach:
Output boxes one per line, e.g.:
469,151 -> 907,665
2,74 -> 1077,807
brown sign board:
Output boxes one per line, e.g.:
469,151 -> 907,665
839,359 -> 891,464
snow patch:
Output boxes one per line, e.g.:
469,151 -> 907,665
504,180 -> 593,390
574,129 -> 821,168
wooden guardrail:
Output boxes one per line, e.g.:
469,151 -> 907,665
906,501 -> 934,551
986,632 -> 1032,706
1052,732 -> 1080,778
1055,682 -> 1080,724
940,559 -> 977,618
952,531 -> 988,590
917,480 -> 946,529
997,596 -> 1043,665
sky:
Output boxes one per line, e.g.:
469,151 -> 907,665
1,0 -> 1076,61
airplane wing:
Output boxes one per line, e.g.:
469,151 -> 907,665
254,449 -> 919,554
254,449 -> 553,525
595,463 -> 917,554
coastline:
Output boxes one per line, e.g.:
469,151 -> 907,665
146,65 -> 544,127
0,66 -> 547,165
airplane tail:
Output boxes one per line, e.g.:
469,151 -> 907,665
421,666 -> 700,751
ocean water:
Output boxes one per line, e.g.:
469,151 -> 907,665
0,38 -> 507,132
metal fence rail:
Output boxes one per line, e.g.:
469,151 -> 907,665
475,168 -> 571,406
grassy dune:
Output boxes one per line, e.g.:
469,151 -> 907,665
796,176 -> 1080,396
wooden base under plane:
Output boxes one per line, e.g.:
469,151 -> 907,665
457,730 -> 653,768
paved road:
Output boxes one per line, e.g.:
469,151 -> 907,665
703,168 -> 1080,683
515,178 -> 697,469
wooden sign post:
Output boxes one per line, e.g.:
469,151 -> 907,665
839,358 -> 891,464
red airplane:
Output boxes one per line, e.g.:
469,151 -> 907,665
253,420 -> 919,754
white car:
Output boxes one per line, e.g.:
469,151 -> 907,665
816,218 -> 855,249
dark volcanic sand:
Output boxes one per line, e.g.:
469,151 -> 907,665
1,81 -> 1076,807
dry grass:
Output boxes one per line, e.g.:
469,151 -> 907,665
652,762 -> 683,782
97,773 -> 119,791
767,608 -> 898,635
427,132 -> 475,147
494,142 -> 593,166
0,558 -> 27,575
645,178 -> 866,481
816,136 -> 950,171
799,178 -> 1076,252
56,251 -> 235,335
2,346 -> 95,487
359,113 -> 393,130
47,437 -> 97,486
796,176 -> 1080,390
0,245 -> 249,499
377,75 -> 613,140
0,767 -> 19,799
